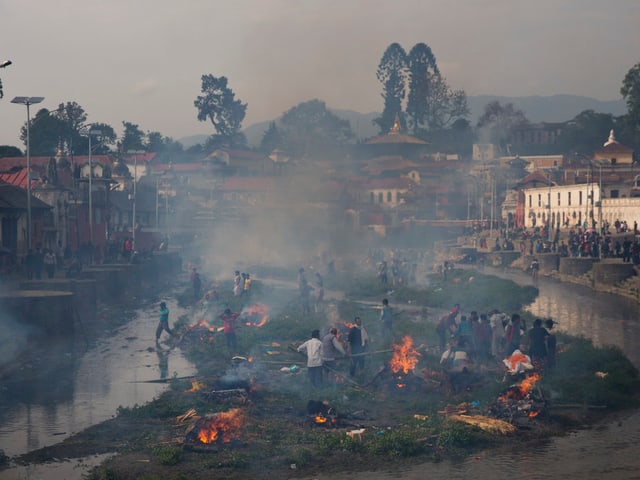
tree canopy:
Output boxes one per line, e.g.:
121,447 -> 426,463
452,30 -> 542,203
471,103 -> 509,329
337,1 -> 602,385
556,110 -> 619,156
120,121 -> 146,152
374,42 -> 469,146
194,75 -> 247,148
620,62 -> 640,145
374,43 -> 407,134
406,43 -> 439,134
276,99 -> 355,158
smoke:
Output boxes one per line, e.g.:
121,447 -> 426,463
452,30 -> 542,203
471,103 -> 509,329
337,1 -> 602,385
0,307 -> 34,370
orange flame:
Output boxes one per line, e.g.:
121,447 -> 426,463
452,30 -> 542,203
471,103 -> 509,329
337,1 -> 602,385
519,373 -> 541,395
314,415 -> 328,424
390,336 -> 421,374
242,303 -> 269,327
528,410 -> 541,418
196,409 -> 245,444
499,373 -> 541,402
185,380 -> 205,392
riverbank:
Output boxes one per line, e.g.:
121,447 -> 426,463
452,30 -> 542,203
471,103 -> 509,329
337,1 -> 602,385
5,266 -> 639,479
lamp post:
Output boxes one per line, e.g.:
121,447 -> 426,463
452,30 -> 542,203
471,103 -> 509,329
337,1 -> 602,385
11,96 -> 44,251
86,128 -> 102,250
127,150 -> 144,252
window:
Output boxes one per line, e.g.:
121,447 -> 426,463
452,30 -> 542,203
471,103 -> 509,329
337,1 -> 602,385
611,158 -> 617,165
370,192 -> 374,203
579,191 -> 583,205
529,195 -> 532,207
557,192 -> 561,206
387,191 -> 392,203
611,189 -> 619,198
378,192 -> 383,203
568,192 -> 572,206
538,194 -> 541,207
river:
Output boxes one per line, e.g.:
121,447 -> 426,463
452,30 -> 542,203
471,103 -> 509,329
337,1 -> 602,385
2,269 -> 640,479
0,296 -> 196,479
304,267 -> 640,480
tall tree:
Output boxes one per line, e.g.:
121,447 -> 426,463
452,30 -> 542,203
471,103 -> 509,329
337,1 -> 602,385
278,99 -> 354,158
620,62 -> 640,145
20,107 -> 62,156
54,101 -> 88,155
374,43 -> 407,134
194,75 -> 247,148
121,121 -> 146,152
423,74 -> 469,132
406,43 -> 439,135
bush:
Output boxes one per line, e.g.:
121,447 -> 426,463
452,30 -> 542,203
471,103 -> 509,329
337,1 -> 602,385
151,444 -> 182,465
366,429 -> 426,457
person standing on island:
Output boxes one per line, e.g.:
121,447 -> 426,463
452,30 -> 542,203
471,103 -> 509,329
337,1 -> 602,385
297,329 -> 324,388
156,302 -> 174,345
220,308 -> 241,352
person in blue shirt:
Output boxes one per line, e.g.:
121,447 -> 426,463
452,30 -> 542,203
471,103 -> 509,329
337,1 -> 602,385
156,302 -> 174,345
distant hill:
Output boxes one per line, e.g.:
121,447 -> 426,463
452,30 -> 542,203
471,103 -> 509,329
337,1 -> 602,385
180,95 -> 627,148
466,94 -> 626,124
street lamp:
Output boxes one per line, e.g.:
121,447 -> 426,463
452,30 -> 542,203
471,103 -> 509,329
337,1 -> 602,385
0,60 -> 12,68
85,128 -> 102,250
127,150 -> 144,253
11,96 -> 44,251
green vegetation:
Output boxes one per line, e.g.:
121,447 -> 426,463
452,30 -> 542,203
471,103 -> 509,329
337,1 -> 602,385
78,268 -> 640,479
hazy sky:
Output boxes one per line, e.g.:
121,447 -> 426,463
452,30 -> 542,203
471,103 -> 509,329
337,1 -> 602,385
1,0 -> 638,148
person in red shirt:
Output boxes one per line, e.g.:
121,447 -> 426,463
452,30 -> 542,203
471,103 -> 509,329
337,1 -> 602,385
220,308 -> 240,352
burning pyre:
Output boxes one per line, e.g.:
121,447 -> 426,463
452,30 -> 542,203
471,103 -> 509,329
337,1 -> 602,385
307,400 -> 340,428
180,319 -> 216,345
490,373 -> 546,423
389,336 -> 422,389
185,408 -> 246,445
242,303 -> 269,327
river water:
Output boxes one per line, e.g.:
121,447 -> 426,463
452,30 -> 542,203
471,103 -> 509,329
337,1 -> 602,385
0,296 -> 196,479
303,268 -> 640,480
2,269 -> 640,479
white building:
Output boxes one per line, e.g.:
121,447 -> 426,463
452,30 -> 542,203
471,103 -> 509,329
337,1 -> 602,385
522,183 -> 601,229
522,182 -> 640,231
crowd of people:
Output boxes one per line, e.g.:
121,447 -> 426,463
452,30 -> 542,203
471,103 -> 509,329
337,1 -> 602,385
437,304 -> 557,372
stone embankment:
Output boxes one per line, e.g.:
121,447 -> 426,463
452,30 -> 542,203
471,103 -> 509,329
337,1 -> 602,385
437,236 -> 640,303
0,251 -> 183,338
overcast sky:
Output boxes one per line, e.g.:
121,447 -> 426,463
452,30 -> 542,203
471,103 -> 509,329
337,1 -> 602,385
1,0 -> 638,148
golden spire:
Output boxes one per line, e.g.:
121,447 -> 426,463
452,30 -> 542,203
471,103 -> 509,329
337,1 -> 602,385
390,113 -> 401,135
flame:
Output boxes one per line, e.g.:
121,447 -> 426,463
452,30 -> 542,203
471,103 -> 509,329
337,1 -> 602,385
519,373 -> 541,395
528,410 -> 541,418
499,373 -> 541,402
242,303 -> 269,327
185,380 -> 205,392
314,415 -> 328,424
183,319 -> 216,342
196,408 -> 245,444
390,336 -> 421,374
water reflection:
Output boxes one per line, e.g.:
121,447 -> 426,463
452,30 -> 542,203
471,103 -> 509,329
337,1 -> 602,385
0,298 -> 195,458
502,269 -> 640,369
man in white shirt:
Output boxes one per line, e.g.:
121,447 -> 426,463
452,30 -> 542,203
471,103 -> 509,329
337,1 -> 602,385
297,329 -> 323,388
